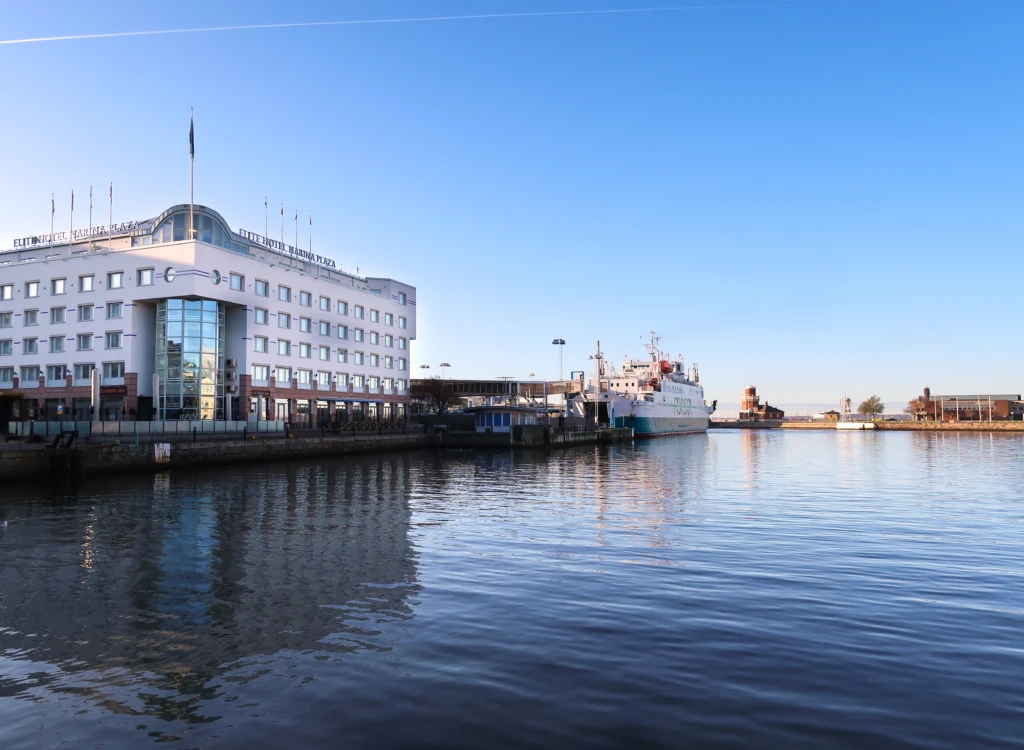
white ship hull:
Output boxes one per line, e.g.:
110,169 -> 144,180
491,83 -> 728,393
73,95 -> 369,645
571,337 -> 715,437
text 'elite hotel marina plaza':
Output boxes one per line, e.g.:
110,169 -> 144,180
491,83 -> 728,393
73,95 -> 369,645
0,203 -> 417,428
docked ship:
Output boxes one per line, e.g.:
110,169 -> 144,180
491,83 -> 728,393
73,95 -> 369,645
571,334 -> 716,436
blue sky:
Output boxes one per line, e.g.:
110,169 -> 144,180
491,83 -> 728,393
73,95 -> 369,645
1,0 -> 1021,408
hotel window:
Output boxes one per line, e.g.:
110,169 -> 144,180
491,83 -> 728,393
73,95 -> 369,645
319,296 -> 330,311
24,310 -> 38,326
397,379 -> 407,391
399,316 -> 407,329
384,334 -> 393,347
383,378 -> 393,390
0,340 -> 10,356
353,328 -> 364,343
105,332 -> 122,349
51,307 -> 66,324
297,369 -> 312,385
318,370 -> 331,385
319,345 -> 330,361
108,272 -> 124,289
23,337 -> 38,354
255,279 -> 269,297
369,353 -> 379,367
254,336 -> 268,353
368,376 -> 380,389
279,285 -> 291,302
49,337 -> 65,353
299,342 -> 311,359
79,275 -> 94,292
318,321 -> 330,336
136,269 -> 153,286
106,302 -> 123,319
337,349 -> 348,363
369,331 -> 379,345
385,356 -> 393,369
385,313 -> 393,326
354,305 -> 364,319
0,368 -> 12,385
46,365 -> 66,382
25,281 -> 39,298
299,317 -> 311,333
254,307 -> 268,325
278,340 -> 291,356
77,334 -> 92,351
0,284 -> 12,301
337,325 -> 348,340
21,366 -> 40,383
336,373 -> 349,388
399,358 -> 407,371
0,313 -> 9,329
74,363 -> 94,381
300,291 -> 312,307
370,309 -> 379,323
103,362 -> 125,379
399,292 -> 407,305
78,304 -> 94,322
354,351 -> 364,366
251,364 -> 270,381
337,301 -> 348,315
230,273 -> 244,291
275,366 -> 292,382
278,312 -> 291,329
352,374 -> 364,388
51,278 -> 66,295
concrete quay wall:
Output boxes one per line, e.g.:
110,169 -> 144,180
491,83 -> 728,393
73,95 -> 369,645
781,421 -> 1024,432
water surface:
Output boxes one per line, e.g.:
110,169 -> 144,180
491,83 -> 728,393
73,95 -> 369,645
1,431 -> 1023,748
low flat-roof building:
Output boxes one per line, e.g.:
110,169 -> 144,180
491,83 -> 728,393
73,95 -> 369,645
0,204 -> 417,430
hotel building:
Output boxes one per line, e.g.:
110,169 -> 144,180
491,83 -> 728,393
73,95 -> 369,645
0,204 -> 416,429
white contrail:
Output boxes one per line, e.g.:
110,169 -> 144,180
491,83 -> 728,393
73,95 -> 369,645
0,4 -> 836,46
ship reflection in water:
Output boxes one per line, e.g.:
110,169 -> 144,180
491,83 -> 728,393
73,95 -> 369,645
2,434 -> 1024,749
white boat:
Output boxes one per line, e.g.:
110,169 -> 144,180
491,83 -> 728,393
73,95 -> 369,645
570,334 -> 716,436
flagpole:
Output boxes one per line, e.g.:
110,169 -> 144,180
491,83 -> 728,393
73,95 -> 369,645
189,108 -> 195,240
108,183 -> 113,249
280,204 -> 284,243
70,189 -> 74,242
294,210 -> 298,249
50,193 -> 54,246
264,197 -> 268,240
89,186 -> 93,236
309,215 -> 312,252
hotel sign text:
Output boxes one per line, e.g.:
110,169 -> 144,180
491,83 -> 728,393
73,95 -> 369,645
239,229 -> 337,269
13,221 -> 140,248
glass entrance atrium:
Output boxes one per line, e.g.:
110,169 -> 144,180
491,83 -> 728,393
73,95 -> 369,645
156,299 -> 225,419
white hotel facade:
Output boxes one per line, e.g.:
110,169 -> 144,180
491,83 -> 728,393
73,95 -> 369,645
0,204 -> 416,429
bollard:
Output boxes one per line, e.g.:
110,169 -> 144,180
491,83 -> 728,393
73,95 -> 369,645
193,426 -> 197,444
243,425 -> 247,441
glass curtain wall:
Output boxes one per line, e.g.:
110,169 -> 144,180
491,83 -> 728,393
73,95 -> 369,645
156,299 -> 225,419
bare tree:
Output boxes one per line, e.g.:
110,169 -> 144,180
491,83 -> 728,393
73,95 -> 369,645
409,379 -> 462,414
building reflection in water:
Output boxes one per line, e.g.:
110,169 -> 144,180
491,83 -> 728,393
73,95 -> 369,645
0,455 -> 420,724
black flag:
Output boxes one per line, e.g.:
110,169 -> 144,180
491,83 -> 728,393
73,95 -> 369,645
189,115 -> 195,158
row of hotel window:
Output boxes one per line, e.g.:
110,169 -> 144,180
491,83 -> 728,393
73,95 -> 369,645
1,303 -> 126,328
252,340 -> 408,368
0,362 -> 123,384
0,271 -> 154,301
1,275 -> 410,326
248,366 -> 406,390
252,311 -> 407,347
1,332 -> 123,355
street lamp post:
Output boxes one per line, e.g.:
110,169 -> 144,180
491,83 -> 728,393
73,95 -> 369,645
439,362 -> 451,379
551,338 -> 565,381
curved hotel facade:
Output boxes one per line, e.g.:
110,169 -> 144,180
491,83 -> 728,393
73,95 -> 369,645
0,204 -> 416,428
